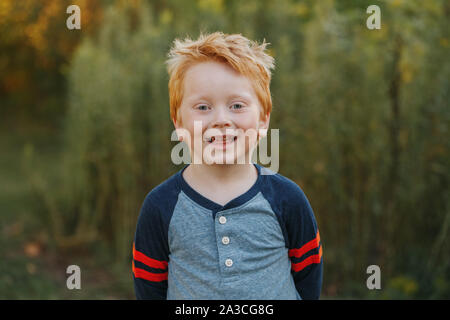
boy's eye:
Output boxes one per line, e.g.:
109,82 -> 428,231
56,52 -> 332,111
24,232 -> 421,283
231,103 -> 244,110
197,105 -> 209,111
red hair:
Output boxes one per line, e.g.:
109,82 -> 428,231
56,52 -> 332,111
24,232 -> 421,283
166,32 -> 275,123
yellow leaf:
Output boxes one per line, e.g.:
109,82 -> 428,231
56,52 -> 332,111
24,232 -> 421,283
24,242 -> 41,257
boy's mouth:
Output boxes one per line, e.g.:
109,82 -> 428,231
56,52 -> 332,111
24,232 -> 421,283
205,135 -> 238,144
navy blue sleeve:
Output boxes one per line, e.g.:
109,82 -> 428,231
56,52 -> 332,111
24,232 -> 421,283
261,171 -> 323,300
132,193 -> 170,300
285,186 -> 323,300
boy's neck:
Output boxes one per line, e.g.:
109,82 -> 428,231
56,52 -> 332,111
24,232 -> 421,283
182,163 -> 258,205
186,162 -> 256,184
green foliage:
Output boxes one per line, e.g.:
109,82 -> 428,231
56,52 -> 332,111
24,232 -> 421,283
36,3 -> 176,261
5,0 -> 448,298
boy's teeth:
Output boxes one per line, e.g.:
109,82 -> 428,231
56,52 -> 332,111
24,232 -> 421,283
205,135 -> 236,143
214,136 -> 233,142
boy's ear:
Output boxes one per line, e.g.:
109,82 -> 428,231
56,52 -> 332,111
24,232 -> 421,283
259,112 -> 270,129
258,112 -> 270,139
172,118 -> 178,129
172,115 -> 181,129
173,117 -> 189,142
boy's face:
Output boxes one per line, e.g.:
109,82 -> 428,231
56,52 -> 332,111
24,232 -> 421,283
173,61 -> 270,165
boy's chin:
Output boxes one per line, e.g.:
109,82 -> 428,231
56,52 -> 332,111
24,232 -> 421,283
194,152 -> 251,165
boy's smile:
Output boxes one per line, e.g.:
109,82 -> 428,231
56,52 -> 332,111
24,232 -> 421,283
173,61 -> 270,165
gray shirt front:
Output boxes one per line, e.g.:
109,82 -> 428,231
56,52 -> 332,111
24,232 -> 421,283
133,164 -> 323,300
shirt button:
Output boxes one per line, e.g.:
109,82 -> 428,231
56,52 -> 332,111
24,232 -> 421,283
219,216 -> 227,224
222,236 -> 230,245
225,259 -> 233,267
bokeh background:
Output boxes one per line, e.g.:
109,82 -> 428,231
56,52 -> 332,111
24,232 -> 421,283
0,0 -> 448,299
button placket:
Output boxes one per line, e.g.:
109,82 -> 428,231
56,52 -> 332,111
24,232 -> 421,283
216,214 -> 234,271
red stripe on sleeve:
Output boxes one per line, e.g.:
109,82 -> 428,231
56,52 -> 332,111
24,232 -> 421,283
133,264 -> 168,282
291,245 -> 323,272
288,230 -> 320,258
133,243 -> 168,270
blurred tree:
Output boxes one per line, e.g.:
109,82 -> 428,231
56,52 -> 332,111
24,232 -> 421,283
0,0 -> 103,128
33,2 -> 176,262
22,0 -> 449,298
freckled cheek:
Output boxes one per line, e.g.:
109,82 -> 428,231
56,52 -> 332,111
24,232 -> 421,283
178,112 -> 207,141
181,126 -> 208,150
234,117 -> 259,132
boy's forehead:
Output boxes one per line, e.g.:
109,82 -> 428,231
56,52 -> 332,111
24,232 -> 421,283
185,60 -> 239,77
182,61 -> 256,101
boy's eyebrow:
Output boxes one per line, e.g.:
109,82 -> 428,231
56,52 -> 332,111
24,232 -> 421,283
185,94 -> 209,102
228,93 -> 253,102
186,92 -> 254,103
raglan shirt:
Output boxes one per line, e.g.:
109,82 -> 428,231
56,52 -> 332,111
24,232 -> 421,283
132,163 -> 323,300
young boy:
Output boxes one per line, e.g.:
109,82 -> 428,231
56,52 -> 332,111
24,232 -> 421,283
132,32 -> 323,300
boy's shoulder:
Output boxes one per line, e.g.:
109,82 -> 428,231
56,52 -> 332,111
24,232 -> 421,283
258,165 -> 315,221
139,169 -> 181,214
259,166 -> 309,204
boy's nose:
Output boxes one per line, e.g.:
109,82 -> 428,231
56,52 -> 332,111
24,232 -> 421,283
211,107 -> 232,128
